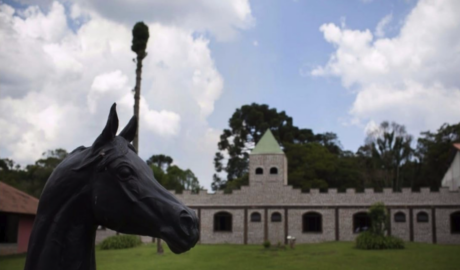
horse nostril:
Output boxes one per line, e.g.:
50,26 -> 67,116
179,211 -> 194,237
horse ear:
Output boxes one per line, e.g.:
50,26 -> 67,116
118,116 -> 137,143
92,103 -> 119,151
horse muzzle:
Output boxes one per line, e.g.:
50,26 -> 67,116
160,207 -> 199,254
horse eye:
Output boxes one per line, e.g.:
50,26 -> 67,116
117,166 -> 132,179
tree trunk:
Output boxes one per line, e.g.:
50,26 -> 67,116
133,53 -> 144,153
156,238 -> 164,254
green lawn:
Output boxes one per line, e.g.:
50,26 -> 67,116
1,242 -> 460,270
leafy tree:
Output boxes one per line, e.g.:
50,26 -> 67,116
0,149 -> 68,198
284,143 -> 334,191
213,103 -> 340,191
416,122 -> 460,189
221,174 -> 249,194
146,154 -> 173,171
131,22 -> 150,151
150,163 -> 201,194
363,121 -> 413,190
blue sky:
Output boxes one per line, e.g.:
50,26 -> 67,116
209,0 -> 416,152
1,0 -> 459,190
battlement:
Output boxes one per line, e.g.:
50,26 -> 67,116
171,186 -> 456,196
169,185 -> 459,207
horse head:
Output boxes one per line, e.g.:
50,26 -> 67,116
25,104 -> 199,270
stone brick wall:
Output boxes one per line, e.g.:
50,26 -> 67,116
268,209 -> 284,244
173,182 -> 460,207
437,209 -> 460,244
390,208 -> 410,241
249,154 -> 286,185
172,182 -> 460,245
413,209 -> 432,243
288,209 -> 335,243
338,208 -> 367,241
199,209 -> 244,244
247,209 -> 264,244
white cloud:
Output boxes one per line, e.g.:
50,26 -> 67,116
76,0 -> 254,42
312,0 -> 460,136
374,13 -> 392,38
0,0 -> 253,189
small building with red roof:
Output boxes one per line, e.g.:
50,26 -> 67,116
0,181 -> 38,255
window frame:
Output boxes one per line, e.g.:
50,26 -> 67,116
255,167 -> 264,175
213,211 -> 233,232
394,212 -> 406,223
271,212 -> 282,222
416,211 -> 429,223
269,167 -> 278,175
302,212 -> 322,233
250,212 -> 261,222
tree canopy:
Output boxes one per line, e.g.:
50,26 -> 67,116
148,154 -> 201,194
0,149 -> 68,198
213,103 -> 460,193
212,103 -> 343,192
131,22 -> 150,57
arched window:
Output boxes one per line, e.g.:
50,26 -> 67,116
214,212 -> 232,232
394,212 -> 406,223
270,167 -> 278,175
303,212 -> 322,233
353,212 -> 371,233
451,211 -> 460,233
250,212 -> 261,222
255,168 -> 264,175
271,212 -> 282,222
416,211 -> 429,223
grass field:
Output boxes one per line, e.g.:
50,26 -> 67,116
1,242 -> 460,270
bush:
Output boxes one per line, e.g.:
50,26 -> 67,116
368,202 -> 388,236
356,231 -> 404,250
262,240 -> 271,249
100,235 -> 142,250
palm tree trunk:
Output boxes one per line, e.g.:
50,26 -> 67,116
133,54 -> 144,153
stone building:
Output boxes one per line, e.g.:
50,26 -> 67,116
172,130 -> 460,245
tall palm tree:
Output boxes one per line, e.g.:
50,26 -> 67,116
366,121 -> 413,190
131,22 -> 150,152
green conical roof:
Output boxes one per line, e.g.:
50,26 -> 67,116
251,129 -> 284,155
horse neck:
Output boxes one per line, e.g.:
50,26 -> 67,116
25,185 -> 97,270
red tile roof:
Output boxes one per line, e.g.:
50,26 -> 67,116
0,181 -> 38,215
454,143 -> 460,151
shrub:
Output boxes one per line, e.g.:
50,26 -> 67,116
262,240 -> 271,249
100,235 -> 142,250
356,231 -> 404,250
368,202 -> 388,236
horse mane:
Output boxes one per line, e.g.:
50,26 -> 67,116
26,137 -> 132,269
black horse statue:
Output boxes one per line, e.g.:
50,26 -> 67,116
24,104 -> 199,270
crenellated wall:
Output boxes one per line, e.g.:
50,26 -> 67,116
171,182 -> 460,207
169,181 -> 460,245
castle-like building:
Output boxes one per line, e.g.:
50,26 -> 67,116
172,130 -> 460,245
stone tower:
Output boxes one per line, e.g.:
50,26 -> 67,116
249,129 -> 288,185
